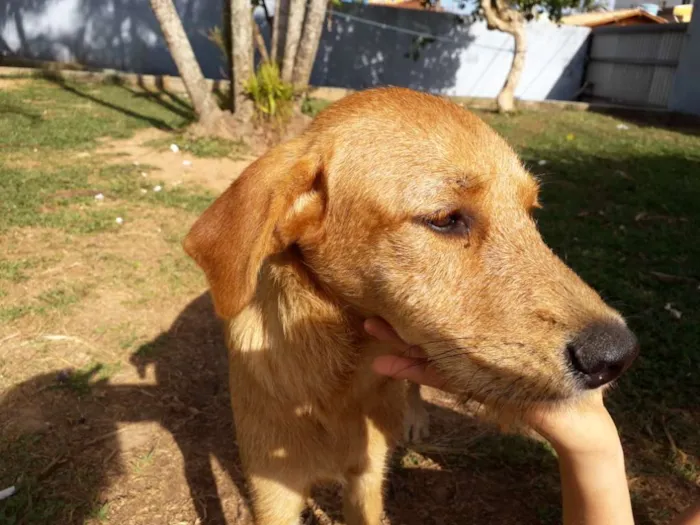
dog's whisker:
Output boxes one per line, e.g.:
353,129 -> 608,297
417,336 -> 528,348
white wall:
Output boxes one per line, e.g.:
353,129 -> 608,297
669,7 -> 700,114
318,5 -> 591,101
0,0 -> 591,101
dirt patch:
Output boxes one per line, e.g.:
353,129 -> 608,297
0,77 -> 31,90
95,129 -> 257,193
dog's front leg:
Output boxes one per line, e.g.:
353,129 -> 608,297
249,475 -> 308,525
403,382 -> 430,443
343,422 -> 390,525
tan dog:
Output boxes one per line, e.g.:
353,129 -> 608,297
184,87 -> 638,525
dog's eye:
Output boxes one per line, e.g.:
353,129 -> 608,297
426,212 -> 469,235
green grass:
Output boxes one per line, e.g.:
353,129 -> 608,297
0,283 -> 90,322
89,502 -> 110,522
0,305 -> 32,323
0,258 -> 40,283
37,285 -> 86,310
132,449 -> 156,474
0,79 -> 191,152
143,133 -> 247,158
478,108 -> 700,495
56,362 -> 120,396
0,79 -> 214,235
0,156 -> 214,235
302,96 -> 333,117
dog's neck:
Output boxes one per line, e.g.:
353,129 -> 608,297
225,253 -> 368,408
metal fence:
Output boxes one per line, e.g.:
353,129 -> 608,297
584,23 -> 688,108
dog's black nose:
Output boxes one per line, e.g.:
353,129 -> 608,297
567,321 -> 639,389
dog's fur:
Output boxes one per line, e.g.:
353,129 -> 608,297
184,88 -> 632,525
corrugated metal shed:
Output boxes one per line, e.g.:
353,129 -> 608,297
584,23 -> 687,107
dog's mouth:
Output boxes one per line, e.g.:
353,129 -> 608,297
421,321 -> 638,408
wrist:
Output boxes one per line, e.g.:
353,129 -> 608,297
542,409 -> 623,457
555,436 -> 625,465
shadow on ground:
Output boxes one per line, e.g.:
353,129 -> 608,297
586,106 -> 700,138
1,291 -> 673,525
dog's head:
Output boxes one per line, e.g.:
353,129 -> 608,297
184,88 -> 638,405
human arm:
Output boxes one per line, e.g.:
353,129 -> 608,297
365,317 -> 635,525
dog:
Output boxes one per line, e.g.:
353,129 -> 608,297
184,87 -> 639,525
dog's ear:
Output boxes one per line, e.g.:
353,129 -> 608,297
183,139 -> 325,319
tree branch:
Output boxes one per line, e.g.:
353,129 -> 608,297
481,0 -> 517,33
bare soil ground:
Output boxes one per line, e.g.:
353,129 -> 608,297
95,129 -> 257,193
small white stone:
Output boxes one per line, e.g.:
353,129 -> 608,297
170,144 -> 180,153
0,486 -> 16,501
141,172 -> 148,177
140,189 -> 148,194
94,193 -> 104,201
183,160 -> 192,167
538,160 -> 547,166
115,217 -> 124,225
664,303 -> 682,319
616,124 -> 630,130
153,185 -> 162,192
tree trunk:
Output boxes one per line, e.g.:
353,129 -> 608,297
271,0 -> 290,65
292,0 -> 328,90
496,25 -> 526,113
480,0 -> 526,113
280,0 -> 307,84
149,0 -> 223,126
231,0 -> 254,120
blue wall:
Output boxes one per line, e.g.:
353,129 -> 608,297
1,0 -> 591,101
315,5 -> 590,101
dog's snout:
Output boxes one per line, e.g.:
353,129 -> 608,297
567,321 -> 639,389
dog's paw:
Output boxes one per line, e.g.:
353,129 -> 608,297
403,402 -> 430,443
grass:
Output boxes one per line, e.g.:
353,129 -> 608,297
0,258 -> 41,283
302,97 -> 333,117
0,77 -> 698,525
245,61 -> 295,121
143,134 -> 247,158
0,283 -> 90,322
0,305 -> 32,323
89,502 -> 110,522
0,145 -> 214,236
477,109 -> 700,519
132,449 -> 156,474
0,78 -> 190,152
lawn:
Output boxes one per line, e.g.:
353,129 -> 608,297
0,77 -> 698,525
